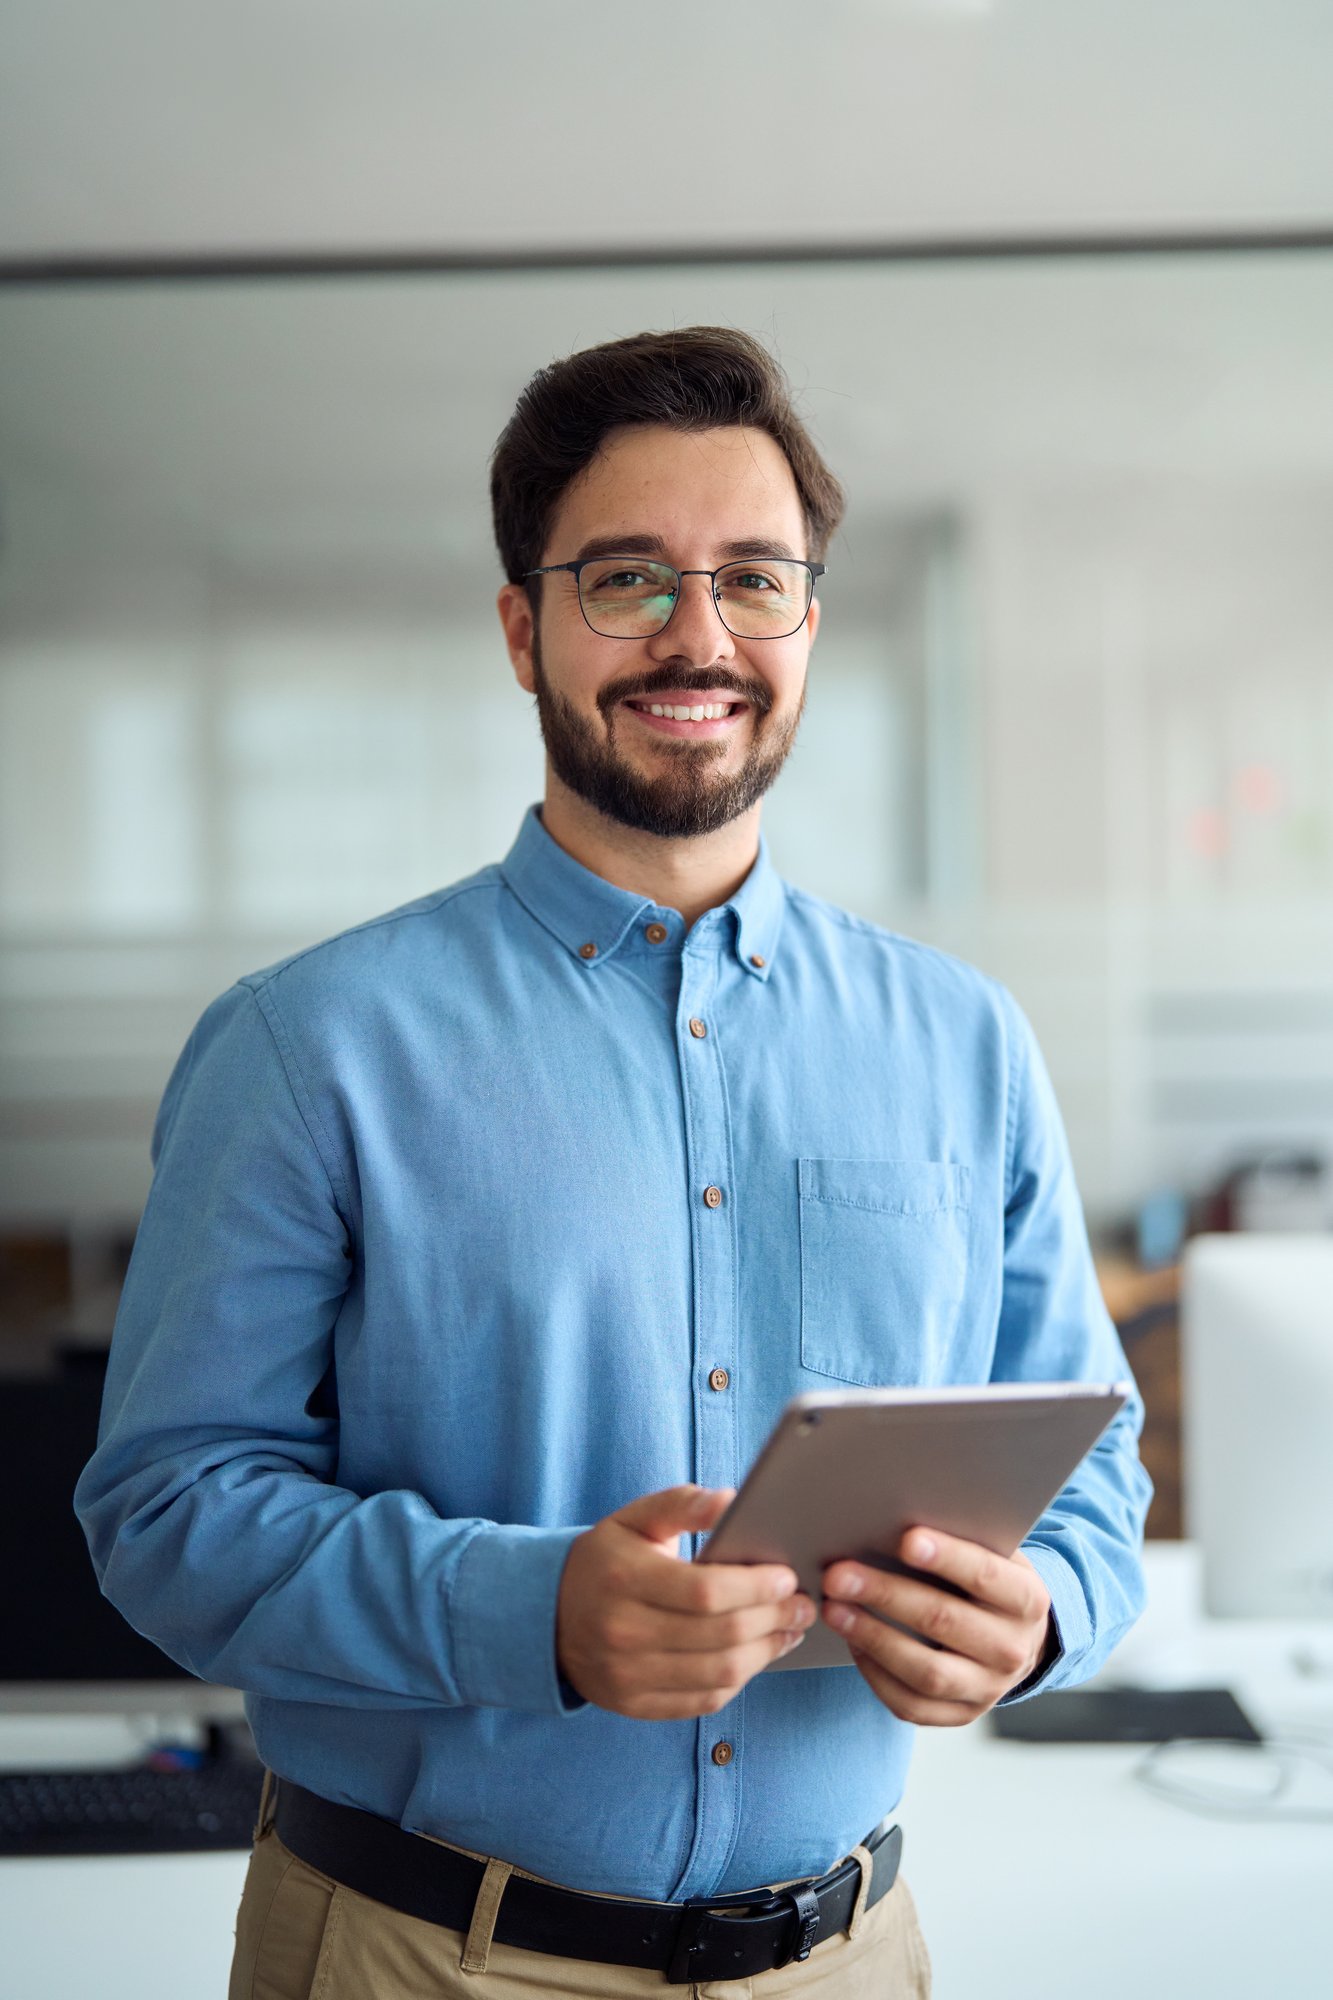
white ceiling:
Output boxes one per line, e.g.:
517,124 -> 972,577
2,1 -> 1331,261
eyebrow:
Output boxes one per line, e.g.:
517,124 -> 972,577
569,533 -> 802,564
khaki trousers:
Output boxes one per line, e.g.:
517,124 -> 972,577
229,1804 -> 932,2000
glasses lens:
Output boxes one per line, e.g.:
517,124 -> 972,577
714,561 -> 813,638
578,559 -> 680,637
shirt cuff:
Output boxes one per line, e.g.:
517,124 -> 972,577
995,1541 -> 1091,1705
449,1523 -> 586,1714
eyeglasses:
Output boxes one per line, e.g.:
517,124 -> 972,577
524,556 -> 825,641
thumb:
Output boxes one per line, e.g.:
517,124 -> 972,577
614,1484 -> 735,1549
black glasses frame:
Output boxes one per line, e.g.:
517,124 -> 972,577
524,556 -> 827,640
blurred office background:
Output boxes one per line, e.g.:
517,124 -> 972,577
4,261 -> 1333,1241
4,7 -> 1333,1509
1,4 -> 1332,1992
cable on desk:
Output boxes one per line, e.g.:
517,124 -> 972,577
1133,1732 -> 1333,1823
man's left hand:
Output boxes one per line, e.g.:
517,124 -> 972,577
821,1529 -> 1054,1726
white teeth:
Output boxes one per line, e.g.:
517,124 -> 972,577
641,701 -> 733,721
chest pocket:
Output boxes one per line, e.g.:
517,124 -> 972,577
799,1159 -> 971,1387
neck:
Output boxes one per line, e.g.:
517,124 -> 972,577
539,771 -> 762,928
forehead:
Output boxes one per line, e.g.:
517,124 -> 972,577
544,425 -> 808,561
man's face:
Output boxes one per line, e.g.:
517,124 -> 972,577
500,425 -> 820,840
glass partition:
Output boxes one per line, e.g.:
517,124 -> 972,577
2,253 -> 1332,1227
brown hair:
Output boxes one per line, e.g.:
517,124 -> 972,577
490,326 -> 845,585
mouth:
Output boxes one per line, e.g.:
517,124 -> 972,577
619,692 -> 752,740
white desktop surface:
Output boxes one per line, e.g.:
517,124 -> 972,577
3,1544 -> 1331,2000
902,1541 -> 1333,1997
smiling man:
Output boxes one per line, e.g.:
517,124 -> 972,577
77,328 -> 1151,1998
512,431 -> 811,855
503,421 -> 815,916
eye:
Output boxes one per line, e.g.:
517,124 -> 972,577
588,566 -> 676,595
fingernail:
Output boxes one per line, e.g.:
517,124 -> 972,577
910,1534 -> 937,1564
792,1600 -> 815,1629
780,1631 -> 807,1655
771,1570 -> 799,1600
825,1603 -> 855,1633
840,1569 -> 864,1598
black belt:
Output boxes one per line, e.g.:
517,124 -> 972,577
273,1779 -> 902,1985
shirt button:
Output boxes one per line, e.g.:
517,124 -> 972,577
708,1367 -> 730,1392
749,954 -> 766,969
688,1017 -> 707,1039
645,922 -> 668,945
703,1185 -> 724,1209
712,1741 -> 734,1767
578,942 -> 598,961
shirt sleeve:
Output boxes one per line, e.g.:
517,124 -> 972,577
988,990 -> 1154,1704
74,981 -> 582,1717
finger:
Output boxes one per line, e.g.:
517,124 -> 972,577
613,1484 -> 735,1547
633,1544 -> 801,1618
627,1594 -> 818,1656
896,1529 -> 1044,1618
821,1568 -> 1027,1676
848,1647 -> 981,1728
611,1684 -> 771,1724
632,1624 -> 812,1695
823,1600 -> 1013,1705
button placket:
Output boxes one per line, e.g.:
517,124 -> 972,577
674,938 -> 742,1891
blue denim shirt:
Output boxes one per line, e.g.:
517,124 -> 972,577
76,806 -> 1150,1899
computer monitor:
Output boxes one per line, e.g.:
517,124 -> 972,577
0,1369 -> 242,1716
1181,1233 -> 1333,1620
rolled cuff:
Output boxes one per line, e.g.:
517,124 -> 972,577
995,1541 -> 1092,1705
449,1523 -> 587,1714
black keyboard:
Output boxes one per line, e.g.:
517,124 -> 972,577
0,1757 -> 264,1857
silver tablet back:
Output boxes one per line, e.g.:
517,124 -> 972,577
700,1382 -> 1129,1670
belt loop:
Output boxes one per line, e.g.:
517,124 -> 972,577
461,1856 -> 514,1975
253,1769 -> 277,1844
846,1843 -> 875,1940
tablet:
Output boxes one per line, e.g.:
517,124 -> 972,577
699,1381 -> 1130,1670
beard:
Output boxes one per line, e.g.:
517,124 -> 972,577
529,631 -> 805,840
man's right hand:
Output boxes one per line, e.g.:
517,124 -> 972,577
556,1485 -> 815,1719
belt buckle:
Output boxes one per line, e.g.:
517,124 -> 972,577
665,1882 -> 819,1985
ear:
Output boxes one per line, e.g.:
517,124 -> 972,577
497,582 -> 537,694
804,593 -> 821,653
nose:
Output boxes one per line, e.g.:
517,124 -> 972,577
646,572 -> 737,666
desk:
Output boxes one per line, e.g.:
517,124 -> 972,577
904,1543 -> 1333,1996
3,1546 -> 1331,1999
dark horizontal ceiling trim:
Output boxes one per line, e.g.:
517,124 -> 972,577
3,225 -> 1333,286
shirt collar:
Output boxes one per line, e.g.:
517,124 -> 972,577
499,806 -> 785,978
720,830 -> 784,980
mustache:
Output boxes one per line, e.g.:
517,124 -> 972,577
598,667 -> 773,717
